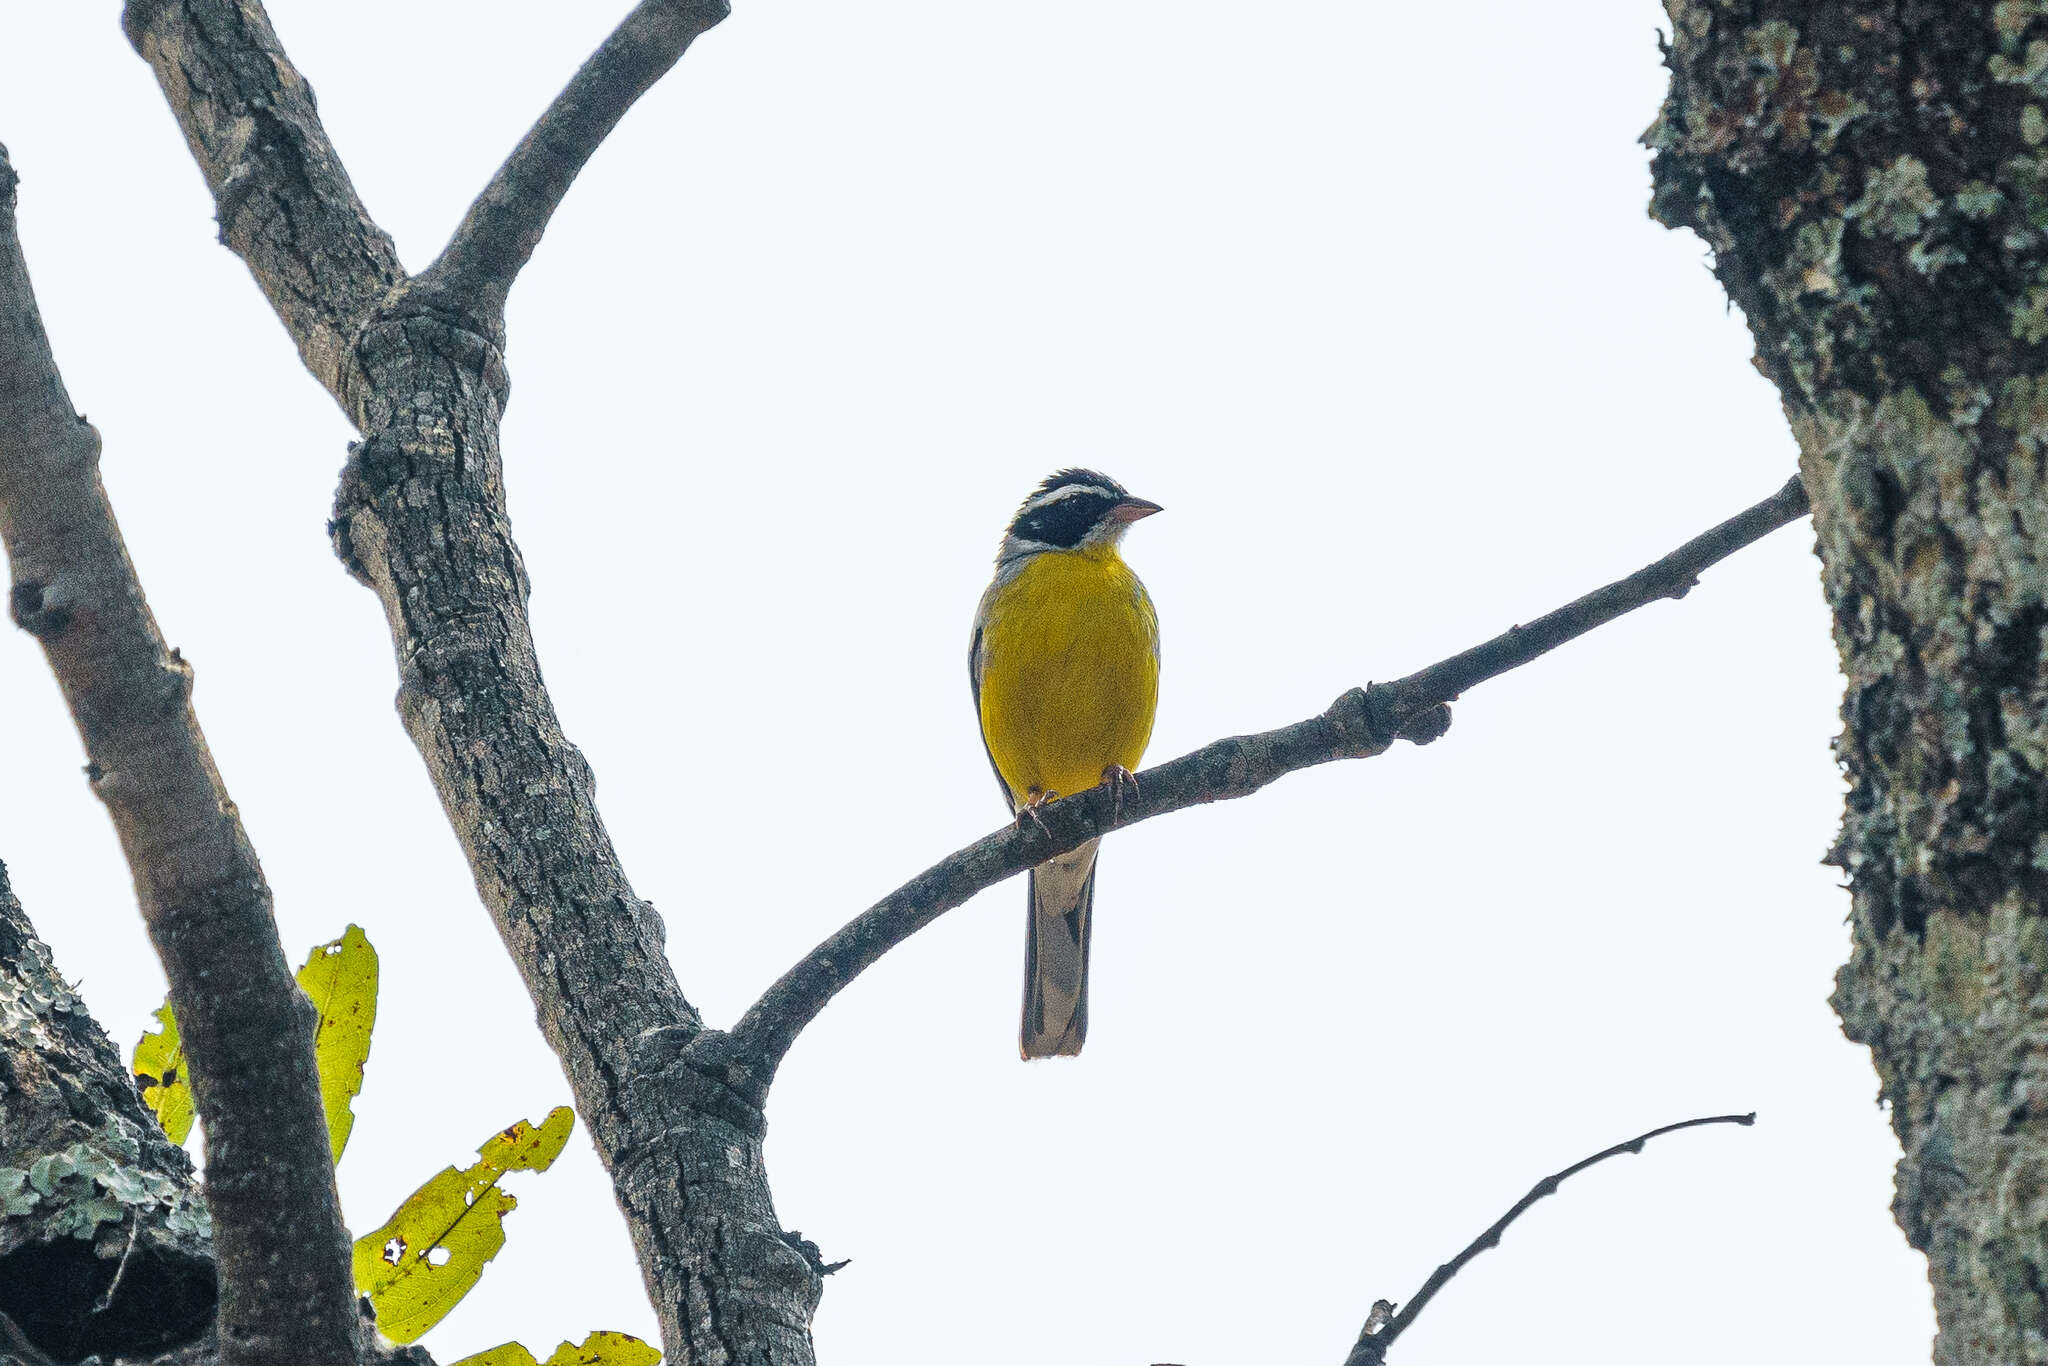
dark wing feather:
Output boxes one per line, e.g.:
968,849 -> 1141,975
968,618 -> 1017,813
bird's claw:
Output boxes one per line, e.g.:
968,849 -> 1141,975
1015,786 -> 1057,835
1101,765 -> 1139,825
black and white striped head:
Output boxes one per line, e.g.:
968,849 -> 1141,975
998,469 -> 1162,563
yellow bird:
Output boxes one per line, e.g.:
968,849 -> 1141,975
970,470 -> 1162,1059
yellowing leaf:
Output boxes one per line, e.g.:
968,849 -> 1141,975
295,924 -> 378,1163
541,1332 -> 660,1366
132,1001 -> 193,1145
353,1107 -> 577,1343
478,1106 -> 574,1173
449,1346 -> 543,1366
449,1332 -> 660,1366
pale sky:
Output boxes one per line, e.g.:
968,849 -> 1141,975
0,4 -> 1930,1364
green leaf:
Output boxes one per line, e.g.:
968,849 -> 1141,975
449,1331 -> 661,1366
353,1107 -> 576,1344
132,1002 -> 193,1145
295,924 -> 378,1163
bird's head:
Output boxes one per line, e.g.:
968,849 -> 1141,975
998,469 -> 1162,563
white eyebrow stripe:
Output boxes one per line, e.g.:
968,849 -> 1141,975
998,536 -> 1059,560
1023,483 -> 1118,511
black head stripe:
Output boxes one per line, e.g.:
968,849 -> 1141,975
1030,468 -> 1129,504
1006,468 -> 1130,548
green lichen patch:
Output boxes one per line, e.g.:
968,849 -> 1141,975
0,1168 -> 38,1217
2014,283 -> 2048,344
1643,20 -> 1864,169
2000,42 -> 2048,104
1847,156 -> 1942,240
1958,181 -> 2008,219
1910,240 -> 1967,277
1992,38 -> 2048,97
1920,912 -> 1988,1021
0,1138 -> 210,1248
1996,0 -> 2048,42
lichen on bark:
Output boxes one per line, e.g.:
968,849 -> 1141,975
1650,4 -> 2048,1361
0,859 -> 218,1359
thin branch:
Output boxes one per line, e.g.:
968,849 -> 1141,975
720,476 -> 1811,1085
1342,1113 -> 1759,1366
0,145 -> 356,1366
418,0 -> 731,322
1373,474 -> 1812,714
123,0 -> 406,404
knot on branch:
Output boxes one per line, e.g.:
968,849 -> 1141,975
1394,700 -> 1453,746
624,1027 -> 769,1140
778,1229 -> 849,1278
328,433 -> 410,584
1327,687 -> 1454,755
345,299 -> 510,426
9,581 -> 70,640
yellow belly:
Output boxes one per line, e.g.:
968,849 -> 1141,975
977,547 -> 1159,806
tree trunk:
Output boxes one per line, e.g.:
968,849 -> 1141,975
0,859 -> 216,1362
1651,5 -> 2048,1361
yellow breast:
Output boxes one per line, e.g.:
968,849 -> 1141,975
976,545 -> 1159,807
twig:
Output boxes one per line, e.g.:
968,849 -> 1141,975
0,145 -> 357,1366
89,1214 -> 140,1316
419,0 -> 731,322
1370,475 -> 1811,715
720,477 -> 1810,1086
1342,1113 -> 1758,1365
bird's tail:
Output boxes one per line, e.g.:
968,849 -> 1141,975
1020,838 -> 1099,1059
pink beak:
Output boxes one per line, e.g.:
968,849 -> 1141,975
1106,497 -> 1163,524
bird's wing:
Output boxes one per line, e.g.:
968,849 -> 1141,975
968,601 -> 1016,813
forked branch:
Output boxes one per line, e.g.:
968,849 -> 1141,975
1343,1113 -> 1758,1365
721,477 -> 1811,1085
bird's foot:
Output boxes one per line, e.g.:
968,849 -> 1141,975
1100,765 -> 1139,825
1015,786 -> 1058,835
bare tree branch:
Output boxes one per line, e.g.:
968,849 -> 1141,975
720,476 -> 1812,1085
418,0 -> 730,325
0,145 -> 356,1366
1342,1113 -> 1758,1366
122,0 -> 406,403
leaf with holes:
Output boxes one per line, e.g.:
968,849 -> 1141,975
296,923 -> 378,1163
352,1107 -> 577,1343
132,1001 -> 193,1145
448,1330 -> 662,1366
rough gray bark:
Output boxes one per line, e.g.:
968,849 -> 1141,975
120,0 -> 404,404
0,859 -> 215,1362
0,144 -> 356,1366
1649,6 -> 2048,1361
